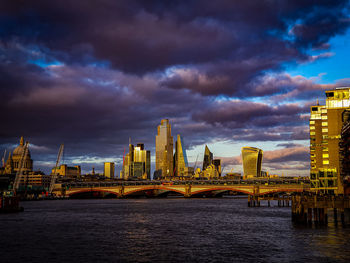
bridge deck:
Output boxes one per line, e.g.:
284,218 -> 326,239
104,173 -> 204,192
54,179 -> 310,198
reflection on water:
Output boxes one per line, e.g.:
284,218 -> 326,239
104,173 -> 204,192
0,198 -> 349,263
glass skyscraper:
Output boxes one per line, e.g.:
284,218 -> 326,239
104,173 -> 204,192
202,145 -> 213,171
241,147 -> 263,178
156,119 -> 174,177
122,143 -> 150,180
174,134 -> 194,177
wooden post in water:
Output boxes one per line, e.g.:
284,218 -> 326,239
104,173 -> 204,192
307,208 -> 313,225
341,209 -> 345,225
319,208 -> 325,224
313,208 -> 318,224
334,208 -> 338,224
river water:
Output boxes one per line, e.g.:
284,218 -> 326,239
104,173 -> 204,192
1,198 -> 350,263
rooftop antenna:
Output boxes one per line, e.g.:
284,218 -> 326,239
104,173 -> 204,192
129,137 -> 131,145
317,99 -> 319,106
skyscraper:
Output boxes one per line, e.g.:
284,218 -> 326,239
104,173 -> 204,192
241,147 -> 263,178
202,145 -> 213,171
174,135 -> 194,177
122,143 -> 151,180
156,119 -> 174,177
104,162 -> 115,179
310,87 -> 350,195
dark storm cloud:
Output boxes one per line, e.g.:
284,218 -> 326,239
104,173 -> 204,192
1,1 -> 349,75
0,45 -> 211,170
0,0 -> 349,173
192,100 -> 309,129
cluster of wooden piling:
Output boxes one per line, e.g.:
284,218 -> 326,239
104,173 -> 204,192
291,195 -> 350,225
247,195 -> 291,207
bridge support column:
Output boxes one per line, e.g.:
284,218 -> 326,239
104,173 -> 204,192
184,185 -> 192,198
118,186 -> 124,198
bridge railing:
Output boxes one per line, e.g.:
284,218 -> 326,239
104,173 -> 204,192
61,178 -> 310,189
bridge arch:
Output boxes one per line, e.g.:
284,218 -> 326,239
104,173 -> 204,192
67,189 -> 120,198
190,187 -> 253,196
258,188 -> 304,196
123,186 -> 186,197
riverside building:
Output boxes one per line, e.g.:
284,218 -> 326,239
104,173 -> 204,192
0,137 -> 49,191
310,87 -> 350,195
122,143 -> 150,180
194,145 -> 221,179
241,147 -> 263,178
104,162 -> 115,179
51,164 -> 81,178
155,119 -> 174,178
0,137 -> 33,175
174,135 -> 194,177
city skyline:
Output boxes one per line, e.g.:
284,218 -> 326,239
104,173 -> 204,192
1,1 -> 350,177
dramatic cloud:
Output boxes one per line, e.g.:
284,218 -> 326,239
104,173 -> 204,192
0,0 -> 349,174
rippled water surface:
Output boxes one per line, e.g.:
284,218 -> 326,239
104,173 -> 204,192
1,198 -> 350,263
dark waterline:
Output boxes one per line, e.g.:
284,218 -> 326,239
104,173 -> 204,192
1,198 -> 350,263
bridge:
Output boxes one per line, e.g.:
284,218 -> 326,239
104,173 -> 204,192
53,179 -> 310,198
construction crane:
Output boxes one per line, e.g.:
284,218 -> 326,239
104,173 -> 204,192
12,142 -> 29,193
2,149 -> 7,167
193,153 -> 200,171
49,144 -> 64,194
221,165 -> 226,175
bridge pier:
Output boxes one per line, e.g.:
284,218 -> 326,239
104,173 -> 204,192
184,184 -> 192,198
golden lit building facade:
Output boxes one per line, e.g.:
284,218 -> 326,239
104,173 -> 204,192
202,145 -> 213,171
155,119 -> 174,177
241,147 -> 263,178
51,164 -> 81,178
174,135 -> 194,177
0,137 -> 33,175
0,137 -> 50,190
310,87 -> 350,195
122,143 -> 150,180
104,162 -> 115,179
193,145 -> 220,179
12,137 -> 33,173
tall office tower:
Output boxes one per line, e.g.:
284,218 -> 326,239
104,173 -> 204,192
134,143 -> 151,179
202,145 -> 213,170
122,143 -> 150,180
310,87 -> 350,195
104,162 -> 115,179
212,159 -> 221,176
241,147 -> 263,178
156,119 -> 174,177
174,135 -> 194,176
123,144 -> 134,180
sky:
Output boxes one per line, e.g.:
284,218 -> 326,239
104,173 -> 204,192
1,0 -> 350,177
